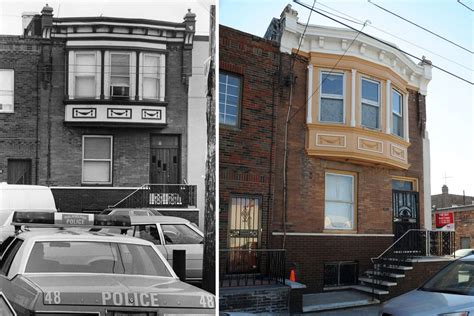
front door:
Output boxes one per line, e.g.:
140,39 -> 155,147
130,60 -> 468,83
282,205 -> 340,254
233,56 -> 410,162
150,135 -> 180,184
393,190 -> 420,252
227,196 -> 261,273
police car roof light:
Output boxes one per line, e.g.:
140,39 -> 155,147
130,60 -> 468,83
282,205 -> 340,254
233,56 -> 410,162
11,211 -> 131,229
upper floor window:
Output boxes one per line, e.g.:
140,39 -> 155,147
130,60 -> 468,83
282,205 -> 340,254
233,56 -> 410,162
0,69 -> 14,113
361,78 -> 380,129
110,53 -> 131,98
75,53 -> 98,98
324,172 -> 355,230
219,72 -> 241,127
392,89 -> 403,137
320,72 -> 344,123
82,135 -> 113,184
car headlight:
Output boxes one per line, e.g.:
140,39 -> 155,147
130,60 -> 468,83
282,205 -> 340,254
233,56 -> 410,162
438,312 -> 469,316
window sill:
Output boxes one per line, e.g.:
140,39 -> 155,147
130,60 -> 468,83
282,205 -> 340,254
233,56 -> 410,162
323,229 -> 358,234
219,123 -> 241,131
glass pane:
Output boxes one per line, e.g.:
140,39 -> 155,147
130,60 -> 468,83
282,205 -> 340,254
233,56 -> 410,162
361,103 -> 379,129
225,114 -> 237,126
219,83 -> 226,92
325,201 -> 353,229
226,95 -> 238,105
226,104 -> 238,116
161,224 -> 203,244
75,76 -> 95,97
362,79 -> 379,102
392,180 -> 413,191
76,54 -> 96,75
143,78 -> 159,99
83,161 -> 110,182
111,76 -> 129,86
321,73 -> 343,95
0,70 -> 13,90
227,75 -> 240,86
393,115 -> 403,137
135,224 -> 161,244
219,102 -> 225,114
325,174 -> 353,202
0,95 -> 13,105
392,90 -> 402,115
84,137 -> 111,159
111,54 -> 130,76
143,55 -> 159,77
220,72 -> 241,127
227,85 -> 239,96
320,98 -> 343,123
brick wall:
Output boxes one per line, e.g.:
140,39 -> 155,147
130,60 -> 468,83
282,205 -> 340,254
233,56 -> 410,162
432,207 -> 474,249
219,26 -> 281,249
0,37 -> 41,183
220,285 -> 290,313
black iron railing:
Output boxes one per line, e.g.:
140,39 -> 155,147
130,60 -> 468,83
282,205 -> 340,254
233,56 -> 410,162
111,184 -> 197,208
370,229 -> 455,299
220,249 -> 286,287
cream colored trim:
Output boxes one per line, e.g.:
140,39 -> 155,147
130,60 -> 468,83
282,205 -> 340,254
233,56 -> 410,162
357,136 -> 383,153
404,93 -> 409,142
272,232 -> 394,237
351,69 -> 356,127
390,143 -> 408,163
391,175 -> 419,192
386,80 -> 391,134
307,64 -> 313,123
316,133 -> 347,148
66,40 -> 167,50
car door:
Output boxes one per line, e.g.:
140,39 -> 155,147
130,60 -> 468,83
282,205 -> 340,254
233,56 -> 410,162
158,223 -> 203,280
132,224 -> 168,260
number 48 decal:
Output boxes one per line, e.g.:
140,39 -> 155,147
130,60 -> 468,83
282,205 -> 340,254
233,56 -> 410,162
199,294 -> 215,308
44,291 -> 61,304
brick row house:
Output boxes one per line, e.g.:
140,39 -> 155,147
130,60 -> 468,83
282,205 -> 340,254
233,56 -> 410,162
0,5 -> 206,224
219,5 -> 453,312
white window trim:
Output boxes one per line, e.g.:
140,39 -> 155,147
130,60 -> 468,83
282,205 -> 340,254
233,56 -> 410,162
324,172 -> 355,231
319,70 -> 345,124
139,53 -> 166,102
391,89 -> 404,139
109,51 -> 136,100
360,77 -> 381,130
219,72 -> 241,127
82,135 -> 113,185
68,51 -> 101,100
0,69 -> 14,113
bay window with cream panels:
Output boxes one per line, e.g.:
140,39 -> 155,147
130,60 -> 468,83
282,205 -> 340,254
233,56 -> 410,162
68,50 -> 165,101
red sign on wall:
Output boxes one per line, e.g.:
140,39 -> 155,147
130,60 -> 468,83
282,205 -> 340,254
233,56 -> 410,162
435,212 -> 455,231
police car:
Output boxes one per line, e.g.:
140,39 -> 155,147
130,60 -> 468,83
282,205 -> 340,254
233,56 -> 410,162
0,211 -> 215,315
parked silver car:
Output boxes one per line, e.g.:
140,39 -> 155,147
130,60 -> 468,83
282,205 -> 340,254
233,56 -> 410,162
380,255 -> 474,315
104,215 -> 203,282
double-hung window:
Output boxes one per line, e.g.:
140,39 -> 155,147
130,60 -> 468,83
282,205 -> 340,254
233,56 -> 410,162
361,78 -> 380,129
142,54 -> 161,100
0,69 -> 14,113
110,53 -> 130,98
74,53 -> 97,98
325,172 -> 355,230
392,89 -> 403,137
320,72 -> 344,123
82,136 -> 113,184
219,72 -> 241,127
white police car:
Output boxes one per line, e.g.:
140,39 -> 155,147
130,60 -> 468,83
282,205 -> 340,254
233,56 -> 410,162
380,255 -> 474,316
0,211 -> 215,315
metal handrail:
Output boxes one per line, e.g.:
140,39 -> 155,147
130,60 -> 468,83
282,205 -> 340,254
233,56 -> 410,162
371,229 -> 427,263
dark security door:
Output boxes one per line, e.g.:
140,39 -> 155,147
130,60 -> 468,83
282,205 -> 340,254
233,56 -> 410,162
150,135 -> 180,184
7,159 -> 32,184
393,190 -> 420,252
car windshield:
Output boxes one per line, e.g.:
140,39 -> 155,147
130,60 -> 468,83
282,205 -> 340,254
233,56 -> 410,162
25,241 -> 172,277
420,260 -> 474,296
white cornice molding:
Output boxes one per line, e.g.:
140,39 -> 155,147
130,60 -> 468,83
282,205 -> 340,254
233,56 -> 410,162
279,10 -> 432,95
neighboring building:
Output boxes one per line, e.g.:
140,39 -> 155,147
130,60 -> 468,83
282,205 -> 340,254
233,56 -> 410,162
1,5 -> 205,224
432,204 -> 474,250
432,185 -> 474,209
264,5 -> 436,297
219,25 -> 293,313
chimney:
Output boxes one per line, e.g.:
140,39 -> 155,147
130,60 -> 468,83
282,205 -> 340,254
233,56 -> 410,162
442,184 -> 449,195
41,4 -> 53,38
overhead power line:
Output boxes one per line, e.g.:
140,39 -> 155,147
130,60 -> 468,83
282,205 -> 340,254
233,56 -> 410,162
292,0 -> 316,70
457,0 -> 474,12
368,0 -> 473,54
313,1 -> 473,72
294,0 -> 474,85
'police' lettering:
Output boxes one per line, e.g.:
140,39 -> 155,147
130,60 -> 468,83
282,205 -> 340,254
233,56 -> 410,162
102,292 -> 159,306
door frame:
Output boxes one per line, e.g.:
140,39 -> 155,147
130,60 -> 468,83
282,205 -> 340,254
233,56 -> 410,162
149,134 -> 181,184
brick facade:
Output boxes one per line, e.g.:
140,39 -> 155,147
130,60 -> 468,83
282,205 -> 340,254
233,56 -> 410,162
432,185 -> 474,209
220,285 -> 290,313
433,205 -> 474,250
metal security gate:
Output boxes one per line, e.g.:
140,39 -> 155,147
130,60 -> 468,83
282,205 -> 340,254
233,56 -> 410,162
393,190 -> 420,252
227,196 -> 261,273
150,135 -> 180,184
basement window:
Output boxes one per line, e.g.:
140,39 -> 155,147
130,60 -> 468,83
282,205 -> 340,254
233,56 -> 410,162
324,261 -> 358,287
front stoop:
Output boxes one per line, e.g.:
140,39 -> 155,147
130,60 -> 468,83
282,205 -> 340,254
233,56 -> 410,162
302,290 -> 379,313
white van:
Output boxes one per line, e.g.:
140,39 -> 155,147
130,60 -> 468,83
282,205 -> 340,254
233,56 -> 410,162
0,182 -> 57,241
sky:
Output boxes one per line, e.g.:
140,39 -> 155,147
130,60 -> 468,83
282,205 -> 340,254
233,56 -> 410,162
221,0 -> 474,196
0,0 -> 214,35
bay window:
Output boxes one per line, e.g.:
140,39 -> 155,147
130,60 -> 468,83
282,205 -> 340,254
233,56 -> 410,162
325,172 -> 356,230
82,135 -> 113,184
392,89 -> 403,137
320,72 -> 344,123
361,78 -> 380,129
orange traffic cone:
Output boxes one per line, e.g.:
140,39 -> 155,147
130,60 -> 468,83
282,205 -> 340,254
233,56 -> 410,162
289,268 -> 296,282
